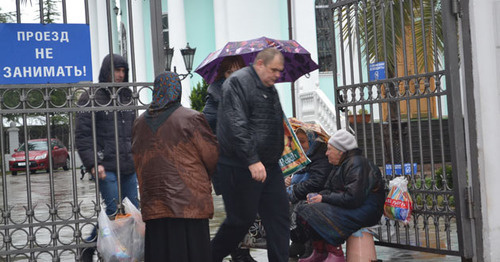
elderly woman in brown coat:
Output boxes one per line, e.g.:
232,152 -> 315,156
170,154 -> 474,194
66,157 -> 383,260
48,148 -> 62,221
132,71 -> 219,262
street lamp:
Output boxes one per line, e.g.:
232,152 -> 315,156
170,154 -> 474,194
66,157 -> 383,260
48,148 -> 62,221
164,43 -> 196,80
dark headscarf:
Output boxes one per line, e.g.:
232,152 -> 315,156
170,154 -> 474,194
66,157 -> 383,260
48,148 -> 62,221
149,71 -> 182,112
98,54 -> 129,83
144,72 -> 182,133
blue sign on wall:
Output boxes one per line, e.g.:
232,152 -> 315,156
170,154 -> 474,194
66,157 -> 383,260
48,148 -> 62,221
369,62 -> 386,81
0,23 -> 92,84
385,163 -> 418,175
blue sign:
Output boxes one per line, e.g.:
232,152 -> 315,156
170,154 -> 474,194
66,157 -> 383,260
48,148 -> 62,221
385,163 -> 417,175
369,62 -> 386,81
0,23 -> 92,84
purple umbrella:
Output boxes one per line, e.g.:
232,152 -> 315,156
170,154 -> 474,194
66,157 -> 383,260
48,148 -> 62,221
195,36 -> 319,84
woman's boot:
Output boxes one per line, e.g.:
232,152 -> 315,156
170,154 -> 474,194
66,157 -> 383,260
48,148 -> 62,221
298,240 -> 327,262
323,244 -> 345,262
299,240 -> 313,258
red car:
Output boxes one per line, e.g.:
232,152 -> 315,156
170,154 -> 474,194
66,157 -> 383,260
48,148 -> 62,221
9,138 -> 70,176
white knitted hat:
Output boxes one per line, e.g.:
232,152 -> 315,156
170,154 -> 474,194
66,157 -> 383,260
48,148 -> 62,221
328,129 -> 357,152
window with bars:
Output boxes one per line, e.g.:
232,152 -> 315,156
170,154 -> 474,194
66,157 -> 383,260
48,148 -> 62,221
315,0 -> 333,72
162,13 -> 169,47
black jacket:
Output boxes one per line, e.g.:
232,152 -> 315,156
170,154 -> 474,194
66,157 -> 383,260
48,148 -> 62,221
289,141 -> 333,203
75,54 -> 136,174
216,66 -> 284,167
320,149 -> 384,209
202,78 -> 224,133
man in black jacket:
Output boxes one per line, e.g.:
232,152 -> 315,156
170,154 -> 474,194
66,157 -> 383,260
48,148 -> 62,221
211,48 -> 290,262
75,54 -> 139,262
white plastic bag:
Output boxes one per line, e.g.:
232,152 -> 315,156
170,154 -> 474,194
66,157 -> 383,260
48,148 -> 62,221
383,176 -> 413,224
97,197 -> 145,261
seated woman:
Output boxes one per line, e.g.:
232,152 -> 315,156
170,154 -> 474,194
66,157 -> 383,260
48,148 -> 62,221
295,129 -> 385,262
286,127 -> 332,202
285,127 -> 333,259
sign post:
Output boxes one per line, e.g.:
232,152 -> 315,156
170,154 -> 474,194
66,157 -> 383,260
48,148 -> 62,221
0,23 -> 92,84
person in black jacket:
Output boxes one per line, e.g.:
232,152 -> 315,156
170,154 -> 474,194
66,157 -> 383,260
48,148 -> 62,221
202,56 -> 258,262
294,129 -> 385,262
285,127 -> 333,259
210,48 -> 290,262
75,54 -> 139,262
285,127 -> 332,203
203,55 -> 245,134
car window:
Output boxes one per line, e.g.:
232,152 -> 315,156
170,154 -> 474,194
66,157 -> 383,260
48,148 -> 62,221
18,141 -> 50,151
18,141 -> 48,151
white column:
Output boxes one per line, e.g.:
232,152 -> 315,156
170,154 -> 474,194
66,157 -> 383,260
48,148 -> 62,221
168,0 -> 191,107
292,0 -> 319,92
7,122 -> 19,154
213,0 -> 230,48
130,0 -> 149,105
111,0 -> 119,53
88,0 -> 111,82
130,1 -> 147,82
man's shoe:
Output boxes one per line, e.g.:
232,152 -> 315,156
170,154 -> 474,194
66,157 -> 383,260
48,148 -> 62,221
231,248 -> 257,262
79,247 -> 94,262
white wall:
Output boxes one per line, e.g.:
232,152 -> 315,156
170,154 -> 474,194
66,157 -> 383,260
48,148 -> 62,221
213,0 -> 284,48
168,0 -> 193,107
469,0 -> 500,261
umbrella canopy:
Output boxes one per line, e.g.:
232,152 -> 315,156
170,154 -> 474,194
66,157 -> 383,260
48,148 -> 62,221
195,36 -> 319,84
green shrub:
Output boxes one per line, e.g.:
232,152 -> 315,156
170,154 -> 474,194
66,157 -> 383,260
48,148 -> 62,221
436,165 -> 453,190
189,80 -> 208,112
411,176 -> 455,208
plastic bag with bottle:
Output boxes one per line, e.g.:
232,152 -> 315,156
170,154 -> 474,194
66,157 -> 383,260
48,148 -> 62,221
97,197 -> 145,261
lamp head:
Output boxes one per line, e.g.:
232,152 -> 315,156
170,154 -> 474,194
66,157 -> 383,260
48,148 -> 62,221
180,43 -> 196,72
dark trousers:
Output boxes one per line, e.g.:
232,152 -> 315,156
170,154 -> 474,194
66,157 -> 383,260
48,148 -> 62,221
145,217 -> 210,262
211,163 -> 290,262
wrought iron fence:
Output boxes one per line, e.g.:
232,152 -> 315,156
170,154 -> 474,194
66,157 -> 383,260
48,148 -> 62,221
0,0 -> 160,260
329,0 -> 472,258
0,83 -> 151,261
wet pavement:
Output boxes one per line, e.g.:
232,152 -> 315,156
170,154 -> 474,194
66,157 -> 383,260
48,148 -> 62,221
211,194 -> 461,262
1,169 -> 461,261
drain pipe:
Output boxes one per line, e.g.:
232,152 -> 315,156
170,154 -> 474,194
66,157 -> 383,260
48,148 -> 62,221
287,0 -> 296,117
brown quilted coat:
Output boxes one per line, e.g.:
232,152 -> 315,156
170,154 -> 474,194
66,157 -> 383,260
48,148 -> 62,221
131,107 -> 218,221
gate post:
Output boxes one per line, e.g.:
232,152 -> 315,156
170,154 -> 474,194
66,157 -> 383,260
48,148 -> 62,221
442,0 -> 475,260
7,122 -> 19,154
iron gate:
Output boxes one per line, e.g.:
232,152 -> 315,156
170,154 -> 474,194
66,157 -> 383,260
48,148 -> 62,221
0,0 -> 159,261
328,0 -> 474,259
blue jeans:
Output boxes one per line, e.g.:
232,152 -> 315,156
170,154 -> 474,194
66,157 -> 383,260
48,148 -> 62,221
87,171 -> 139,241
99,171 -> 139,216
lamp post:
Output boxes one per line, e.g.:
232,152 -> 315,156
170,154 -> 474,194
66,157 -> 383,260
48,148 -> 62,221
164,43 -> 196,80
